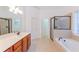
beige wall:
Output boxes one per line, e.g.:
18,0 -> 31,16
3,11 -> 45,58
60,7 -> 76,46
40,6 -> 78,39
66,11 -> 79,41
0,6 -> 41,40
71,11 -> 79,41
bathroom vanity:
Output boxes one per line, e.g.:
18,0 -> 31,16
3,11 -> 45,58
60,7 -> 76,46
0,32 -> 31,52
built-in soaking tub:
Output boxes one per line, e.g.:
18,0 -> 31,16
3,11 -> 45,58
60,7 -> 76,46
55,38 -> 79,52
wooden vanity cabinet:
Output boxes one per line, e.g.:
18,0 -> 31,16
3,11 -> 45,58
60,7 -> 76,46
22,36 -> 28,52
13,40 -> 22,52
4,34 -> 31,52
4,47 -> 13,52
27,34 -> 31,50
14,46 -> 22,52
22,34 -> 31,52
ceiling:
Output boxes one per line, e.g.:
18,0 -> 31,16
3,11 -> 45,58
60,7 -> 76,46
0,6 -> 79,17
39,6 -> 79,10
38,6 -> 79,17
39,6 -> 79,13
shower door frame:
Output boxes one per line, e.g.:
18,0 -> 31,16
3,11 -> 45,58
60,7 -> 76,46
50,17 -> 54,41
50,16 -> 71,41
0,17 -> 12,35
54,16 -> 71,30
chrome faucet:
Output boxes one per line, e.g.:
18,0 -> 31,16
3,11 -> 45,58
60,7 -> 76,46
58,37 -> 63,41
58,37 -> 66,42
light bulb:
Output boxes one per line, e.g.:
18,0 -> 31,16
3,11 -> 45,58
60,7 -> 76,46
9,8 -> 13,12
15,7 -> 23,14
8,6 -> 16,12
9,6 -> 16,10
8,6 -> 23,15
18,10 -> 23,14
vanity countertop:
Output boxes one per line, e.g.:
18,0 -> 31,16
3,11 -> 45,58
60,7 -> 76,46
0,32 -> 30,52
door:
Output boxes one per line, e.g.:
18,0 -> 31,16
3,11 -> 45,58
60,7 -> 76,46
0,19 -> 8,35
23,37 -> 28,52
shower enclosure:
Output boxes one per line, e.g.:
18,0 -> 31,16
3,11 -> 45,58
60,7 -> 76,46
50,16 -> 71,41
0,18 -> 12,35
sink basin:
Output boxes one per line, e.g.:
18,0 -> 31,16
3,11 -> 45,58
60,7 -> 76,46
0,33 -> 18,40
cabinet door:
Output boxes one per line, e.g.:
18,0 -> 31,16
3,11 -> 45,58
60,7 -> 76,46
4,47 -> 13,52
23,37 -> 28,52
14,46 -> 22,52
27,34 -> 31,49
14,40 -> 22,50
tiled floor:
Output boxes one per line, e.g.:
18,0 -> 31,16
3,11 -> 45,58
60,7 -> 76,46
28,38 -> 65,52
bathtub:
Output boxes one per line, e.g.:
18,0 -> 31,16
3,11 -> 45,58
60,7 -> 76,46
55,38 -> 79,52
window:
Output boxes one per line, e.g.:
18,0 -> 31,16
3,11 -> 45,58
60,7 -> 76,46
73,10 -> 79,35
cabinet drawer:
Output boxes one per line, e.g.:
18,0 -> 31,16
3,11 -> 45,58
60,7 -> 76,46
14,40 -> 22,50
14,46 -> 22,52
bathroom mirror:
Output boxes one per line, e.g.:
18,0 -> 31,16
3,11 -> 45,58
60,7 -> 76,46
54,16 -> 71,30
0,18 -> 12,35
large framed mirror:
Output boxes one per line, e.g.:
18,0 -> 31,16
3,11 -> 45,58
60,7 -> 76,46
54,16 -> 71,30
0,18 -> 12,35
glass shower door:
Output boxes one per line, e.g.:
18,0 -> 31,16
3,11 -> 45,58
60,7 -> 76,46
0,19 -> 9,35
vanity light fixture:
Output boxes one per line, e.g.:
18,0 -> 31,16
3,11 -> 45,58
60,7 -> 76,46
9,6 -> 15,12
8,6 -> 23,15
14,7 -> 23,14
